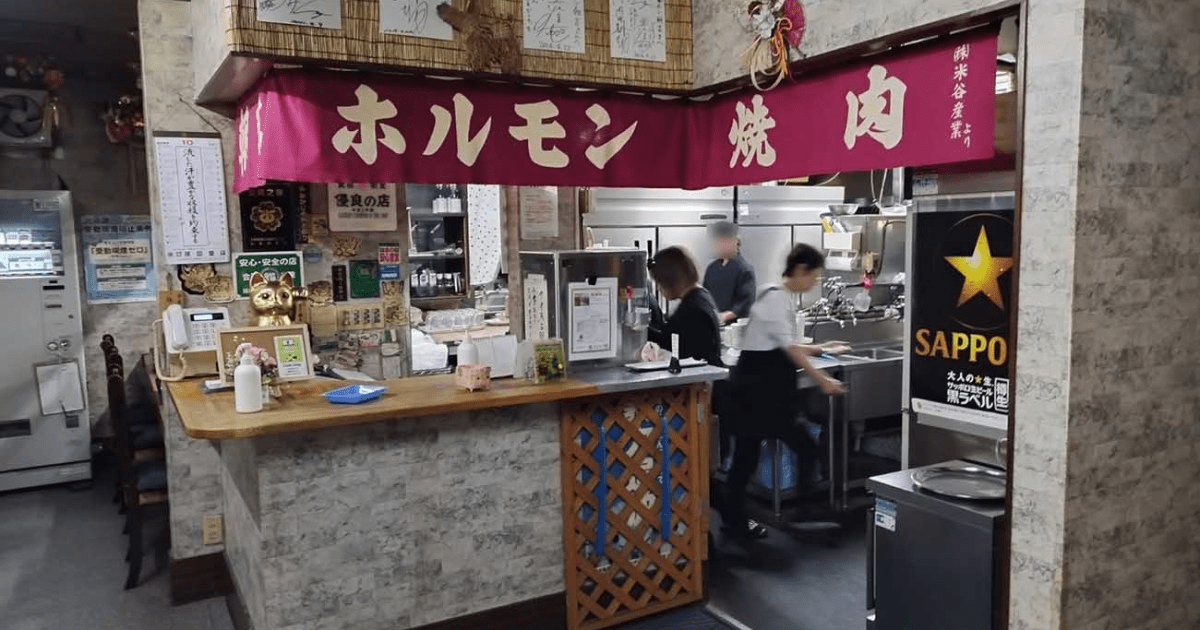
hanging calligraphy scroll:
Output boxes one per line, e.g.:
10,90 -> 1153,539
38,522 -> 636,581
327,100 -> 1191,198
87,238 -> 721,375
235,29 -> 997,193
155,135 -> 231,263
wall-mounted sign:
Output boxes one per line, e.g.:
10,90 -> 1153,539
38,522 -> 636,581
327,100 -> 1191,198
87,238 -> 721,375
235,29 -> 997,192
80,215 -> 156,303
256,0 -> 341,30
327,183 -> 398,232
909,209 -> 1014,431
239,182 -> 301,252
610,0 -> 666,62
154,135 -> 230,263
523,0 -> 585,54
232,251 -> 304,298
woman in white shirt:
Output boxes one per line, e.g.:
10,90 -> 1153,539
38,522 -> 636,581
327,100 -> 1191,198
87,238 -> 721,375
719,243 -> 845,540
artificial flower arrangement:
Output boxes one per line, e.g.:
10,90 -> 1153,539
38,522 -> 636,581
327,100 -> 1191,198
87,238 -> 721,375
228,342 -> 279,386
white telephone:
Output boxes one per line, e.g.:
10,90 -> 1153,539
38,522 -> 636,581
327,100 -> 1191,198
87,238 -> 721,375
154,306 -> 230,381
163,305 -> 229,351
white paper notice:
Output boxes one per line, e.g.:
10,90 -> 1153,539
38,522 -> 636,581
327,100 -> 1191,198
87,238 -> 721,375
380,0 -> 452,39
519,186 -> 559,239
327,183 -> 399,232
154,136 -> 231,264
523,0 -> 585,54
567,277 -> 618,361
256,0 -> 342,30
610,0 -> 666,62
524,273 -> 549,340
273,334 -> 309,378
36,362 -> 85,415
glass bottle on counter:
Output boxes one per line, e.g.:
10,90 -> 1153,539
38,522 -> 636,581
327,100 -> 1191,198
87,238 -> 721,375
432,185 -> 445,214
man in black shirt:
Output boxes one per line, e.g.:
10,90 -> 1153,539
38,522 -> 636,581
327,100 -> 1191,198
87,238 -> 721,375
703,221 -> 756,324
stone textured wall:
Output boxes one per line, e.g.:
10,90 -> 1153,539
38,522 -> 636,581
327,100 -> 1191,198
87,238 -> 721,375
1011,0 -> 1200,628
191,0 -> 230,100
140,0 -> 238,560
161,388 -> 226,559
692,0 -> 1012,87
222,404 -> 564,630
1061,0 -> 1200,627
222,438 -> 265,625
1008,2 -> 1085,627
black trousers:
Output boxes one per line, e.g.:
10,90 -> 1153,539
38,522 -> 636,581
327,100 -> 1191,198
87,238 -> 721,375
717,349 -> 819,532
720,423 -> 819,531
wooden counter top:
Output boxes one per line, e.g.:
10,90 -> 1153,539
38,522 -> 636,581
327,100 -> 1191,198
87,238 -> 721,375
166,375 -> 602,440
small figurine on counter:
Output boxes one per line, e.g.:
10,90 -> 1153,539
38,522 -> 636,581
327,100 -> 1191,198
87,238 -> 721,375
248,271 -> 307,327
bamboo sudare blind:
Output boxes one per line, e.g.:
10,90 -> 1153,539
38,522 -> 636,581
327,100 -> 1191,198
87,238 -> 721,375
222,0 -> 693,91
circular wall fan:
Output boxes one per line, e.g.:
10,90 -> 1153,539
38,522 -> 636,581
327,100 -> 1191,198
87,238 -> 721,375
0,92 -> 46,140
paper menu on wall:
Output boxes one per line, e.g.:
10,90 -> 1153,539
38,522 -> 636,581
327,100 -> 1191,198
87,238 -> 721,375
379,0 -> 453,39
523,0 -> 586,54
519,186 -> 559,239
36,362 -> 85,415
567,277 -> 619,361
256,0 -> 342,30
610,0 -> 666,62
154,136 -> 230,264
524,273 -> 549,340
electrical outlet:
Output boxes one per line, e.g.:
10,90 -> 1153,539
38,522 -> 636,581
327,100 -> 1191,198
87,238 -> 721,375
202,514 -> 224,545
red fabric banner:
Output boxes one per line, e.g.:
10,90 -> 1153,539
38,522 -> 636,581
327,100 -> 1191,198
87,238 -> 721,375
234,29 -> 996,192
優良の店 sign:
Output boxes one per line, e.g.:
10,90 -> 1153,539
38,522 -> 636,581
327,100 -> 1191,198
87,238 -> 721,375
234,29 -> 998,192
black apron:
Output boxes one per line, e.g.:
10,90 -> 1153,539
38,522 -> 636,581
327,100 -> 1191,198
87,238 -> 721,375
727,286 -> 801,435
728,347 -> 799,437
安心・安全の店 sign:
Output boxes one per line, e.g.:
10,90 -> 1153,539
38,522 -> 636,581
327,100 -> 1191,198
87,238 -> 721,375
232,251 -> 303,297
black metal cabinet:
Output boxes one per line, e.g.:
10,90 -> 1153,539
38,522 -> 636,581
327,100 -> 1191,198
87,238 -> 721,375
866,463 -> 1006,630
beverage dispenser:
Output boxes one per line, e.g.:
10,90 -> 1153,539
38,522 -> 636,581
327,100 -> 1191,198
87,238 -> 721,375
520,249 -> 648,367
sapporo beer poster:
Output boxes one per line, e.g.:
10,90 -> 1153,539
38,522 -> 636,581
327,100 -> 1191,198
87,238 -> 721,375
910,209 -> 1014,430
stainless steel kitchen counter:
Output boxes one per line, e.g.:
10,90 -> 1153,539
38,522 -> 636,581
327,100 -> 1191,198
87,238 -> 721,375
574,364 -> 729,394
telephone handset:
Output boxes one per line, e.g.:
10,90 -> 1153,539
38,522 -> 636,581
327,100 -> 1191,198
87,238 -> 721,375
162,305 -> 230,352
165,305 -> 190,351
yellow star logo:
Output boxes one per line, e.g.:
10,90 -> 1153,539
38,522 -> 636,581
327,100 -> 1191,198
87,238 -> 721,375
944,227 -> 1013,309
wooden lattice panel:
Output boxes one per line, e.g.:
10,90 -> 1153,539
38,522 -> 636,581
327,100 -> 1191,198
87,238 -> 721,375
559,384 -> 711,630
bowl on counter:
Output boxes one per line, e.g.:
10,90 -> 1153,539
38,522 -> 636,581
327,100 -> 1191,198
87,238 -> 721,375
828,203 -> 858,216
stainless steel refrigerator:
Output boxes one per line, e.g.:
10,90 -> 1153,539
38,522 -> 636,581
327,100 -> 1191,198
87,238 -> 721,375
735,185 -> 844,306
0,190 -> 90,491
583,187 -> 735,266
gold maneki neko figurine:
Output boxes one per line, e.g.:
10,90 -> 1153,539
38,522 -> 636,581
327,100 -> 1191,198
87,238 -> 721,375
247,271 -> 308,327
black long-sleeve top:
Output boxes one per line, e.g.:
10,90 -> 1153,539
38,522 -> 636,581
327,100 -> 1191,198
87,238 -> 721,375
648,286 -> 723,367
703,254 -> 756,320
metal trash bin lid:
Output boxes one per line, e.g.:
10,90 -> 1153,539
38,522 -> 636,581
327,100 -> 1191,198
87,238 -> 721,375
911,464 -> 1006,501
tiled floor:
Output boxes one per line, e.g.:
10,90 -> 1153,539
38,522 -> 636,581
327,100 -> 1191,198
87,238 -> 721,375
0,460 -> 233,630
1,458 -> 735,630
708,510 -> 868,630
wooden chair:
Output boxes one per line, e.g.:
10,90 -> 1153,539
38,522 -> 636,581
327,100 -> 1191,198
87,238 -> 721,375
102,338 -> 165,512
107,349 -> 169,589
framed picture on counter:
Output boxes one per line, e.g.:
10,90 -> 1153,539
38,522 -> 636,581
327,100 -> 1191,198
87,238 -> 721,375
216,324 -> 315,385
